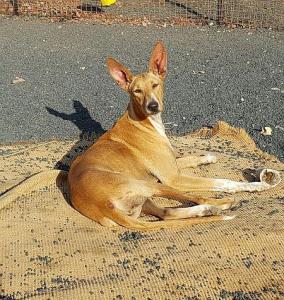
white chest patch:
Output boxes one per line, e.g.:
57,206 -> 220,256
149,113 -> 167,138
148,113 -> 172,148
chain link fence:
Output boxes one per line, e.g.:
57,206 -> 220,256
0,0 -> 283,30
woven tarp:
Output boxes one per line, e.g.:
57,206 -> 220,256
1,121 -> 284,299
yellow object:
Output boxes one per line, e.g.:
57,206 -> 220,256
101,0 -> 116,6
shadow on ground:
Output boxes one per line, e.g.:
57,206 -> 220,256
46,100 -> 106,171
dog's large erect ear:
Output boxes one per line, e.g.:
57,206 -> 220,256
107,58 -> 133,90
149,41 -> 167,78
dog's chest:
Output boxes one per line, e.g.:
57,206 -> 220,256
148,114 -> 172,148
149,113 -> 167,137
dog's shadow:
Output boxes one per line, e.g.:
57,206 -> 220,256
46,100 -> 106,171
46,100 -> 106,205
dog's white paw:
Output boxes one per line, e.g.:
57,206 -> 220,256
204,153 -> 217,164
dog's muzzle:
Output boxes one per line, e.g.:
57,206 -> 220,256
147,101 -> 159,114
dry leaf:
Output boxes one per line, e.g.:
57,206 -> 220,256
261,127 -> 272,136
12,77 -> 25,84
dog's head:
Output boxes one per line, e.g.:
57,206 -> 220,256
107,42 -> 167,117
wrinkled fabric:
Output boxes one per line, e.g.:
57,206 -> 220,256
1,121 -> 283,299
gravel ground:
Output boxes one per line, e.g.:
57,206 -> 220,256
0,17 -> 283,160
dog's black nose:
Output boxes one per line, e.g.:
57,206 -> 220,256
147,101 -> 159,113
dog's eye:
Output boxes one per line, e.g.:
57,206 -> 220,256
152,83 -> 159,88
134,89 -> 142,94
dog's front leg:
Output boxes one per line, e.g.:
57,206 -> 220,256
164,168 -> 281,193
176,154 -> 217,169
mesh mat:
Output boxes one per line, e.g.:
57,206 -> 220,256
1,121 -> 284,300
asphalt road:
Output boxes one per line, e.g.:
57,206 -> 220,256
0,17 -> 283,160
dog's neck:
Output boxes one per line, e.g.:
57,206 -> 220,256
126,99 -> 171,146
148,113 -> 167,138
148,113 -> 172,148
127,101 -> 166,136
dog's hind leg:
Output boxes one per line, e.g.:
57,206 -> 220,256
70,171 -> 235,231
153,183 -> 238,210
101,205 -> 234,232
142,199 -> 222,220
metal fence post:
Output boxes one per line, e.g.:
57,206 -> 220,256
217,0 -> 223,25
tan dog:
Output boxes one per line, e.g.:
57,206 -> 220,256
68,42 -> 281,231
